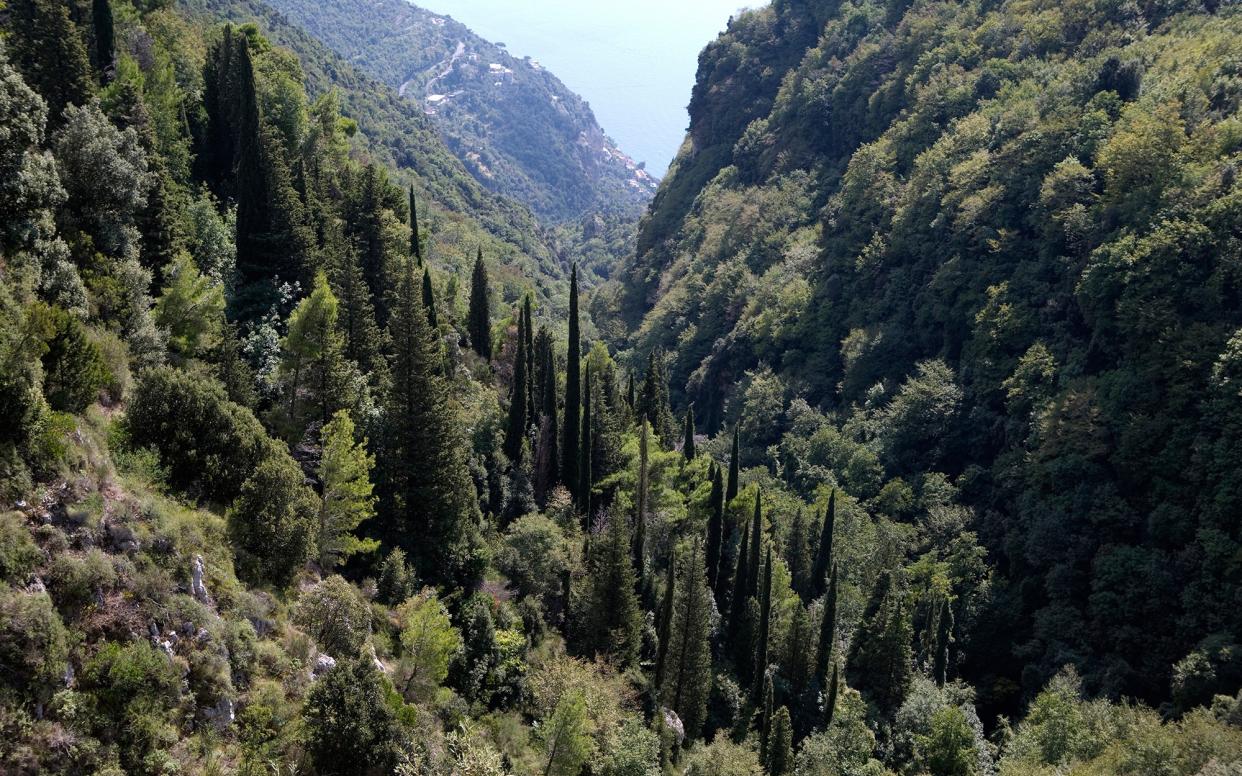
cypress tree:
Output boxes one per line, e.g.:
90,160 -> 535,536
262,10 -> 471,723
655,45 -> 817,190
760,670 -> 775,764
523,295 -> 535,424
752,544 -> 773,703
383,261 -> 480,587
847,573 -> 912,718
746,491 -> 763,598
682,406 -> 696,460
578,364 -> 592,516
467,247 -> 492,359
784,603 -> 813,700
562,264 -> 581,494
421,267 -> 438,329
634,420 -> 650,581
637,349 -> 675,444
92,0 -> 114,83
825,663 -> 839,727
408,185 -> 421,265
9,0 -> 93,122
199,26 -> 238,196
728,527 -> 750,649
705,463 -> 724,596
626,372 -> 636,413
663,538 -> 713,740
349,164 -> 392,326
816,563 -> 838,686
787,508 -> 811,600
504,307 -> 529,462
811,490 -> 836,599
726,425 -> 740,502
933,598 -> 953,687
654,548 -> 675,690
768,706 -> 793,776
534,338 -> 559,504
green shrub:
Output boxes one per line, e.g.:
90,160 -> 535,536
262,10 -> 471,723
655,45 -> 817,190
0,512 -> 41,582
303,658 -> 404,776
227,454 -> 317,588
0,585 -> 70,705
46,548 -> 117,613
125,366 -> 278,503
41,308 -> 109,412
294,575 -> 372,659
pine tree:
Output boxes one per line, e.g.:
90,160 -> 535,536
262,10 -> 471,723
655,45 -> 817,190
787,508 -> 811,600
816,563 -> 838,687
751,544 -> 773,703
467,247 -> 492,359
317,410 -> 380,570
578,364 -> 592,515
408,185 -> 422,265
92,0 -> 114,83
705,463 -> 725,597
504,307 -> 529,462
8,0 -> 93,122
683,406 -> 696,460
348,164 -> 393,326
933,598 -> 953,687
278,272 -> 351,433
562,264 -> 581,493
634,421 -> 652,576
582,512 -> 643,666
768,706 -> 793,776
383,262 -> 481,587
662,539 -> 713,740
421,268 -> 438,329
726,425 -> 740,502
811,490 -> 836,599
654,548 -> 675,690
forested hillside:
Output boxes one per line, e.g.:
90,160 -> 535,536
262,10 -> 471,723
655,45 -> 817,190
263,0 -> 657,224
3,0 -> 1242,773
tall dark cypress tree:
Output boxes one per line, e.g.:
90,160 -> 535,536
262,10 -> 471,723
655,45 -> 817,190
934,598 -> 953,687
634,421 -> 650,580
534,336 -> 559,504
329,241 -> 384,379
523,295 -> 535,424
408,185 -> 422,266
383,262 -> 481,587
788,508 -> 811,600
816,563 -> 838,686
581,511 -> 643,666
746,491 -> 763,598
811,490 -> 836,599
726,425 -> 740,502
348,164 -> 392,326
578,364 -> 592,515
654,548 -> 676,691
421,268 -> 438,329
562,264 -> 581,494
626,372 -> 636,413
705,463 -> 724,597
752,544 -> 773,702
636,349 -> 675,444
92,0 -> 114,83
825,663 -> 840,727
504,308 -> 529,462
682,406 -> 696,460
197,25 -> 237,195
727,527 -> 750,648
467,248 -> 492,359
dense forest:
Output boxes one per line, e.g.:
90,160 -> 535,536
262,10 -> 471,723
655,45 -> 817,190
2,0 -> 1242,774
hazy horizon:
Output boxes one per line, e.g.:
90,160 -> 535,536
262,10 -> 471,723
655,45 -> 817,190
416,0 -> 759,177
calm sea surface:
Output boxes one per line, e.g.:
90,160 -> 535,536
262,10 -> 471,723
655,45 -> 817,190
416,0 -> 758,177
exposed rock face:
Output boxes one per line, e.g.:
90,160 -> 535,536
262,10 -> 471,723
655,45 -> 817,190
313,653 -> 337,676
191,554 -> 211,603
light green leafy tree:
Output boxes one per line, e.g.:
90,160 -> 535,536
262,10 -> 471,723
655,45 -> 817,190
316,409 -> 379,570
396,589 -> 461,702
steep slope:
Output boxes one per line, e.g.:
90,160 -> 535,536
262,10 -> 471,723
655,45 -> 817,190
602,0 -> 1242,712
260,0 -> 658,222
180,0 -> 582,308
